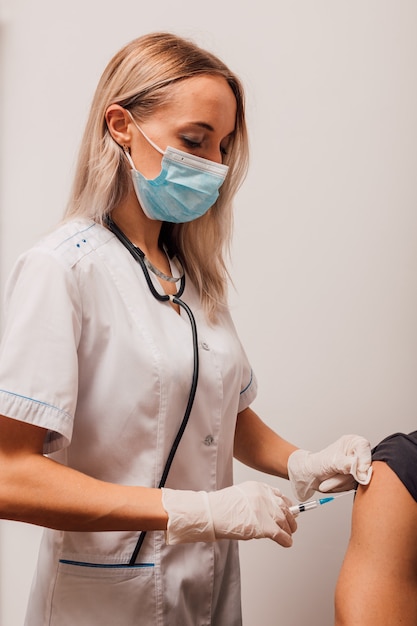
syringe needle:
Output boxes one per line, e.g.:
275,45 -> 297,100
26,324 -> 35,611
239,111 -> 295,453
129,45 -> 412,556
289,490 -> 355,516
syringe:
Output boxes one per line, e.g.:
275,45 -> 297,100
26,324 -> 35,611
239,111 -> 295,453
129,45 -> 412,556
289,491 -> 355,516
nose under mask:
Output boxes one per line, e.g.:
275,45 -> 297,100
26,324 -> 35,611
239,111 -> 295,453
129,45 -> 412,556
123,110 -> 229,223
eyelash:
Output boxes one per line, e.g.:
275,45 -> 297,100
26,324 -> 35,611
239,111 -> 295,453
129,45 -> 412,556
181,136 -> 228,156
182,137 -> 201,149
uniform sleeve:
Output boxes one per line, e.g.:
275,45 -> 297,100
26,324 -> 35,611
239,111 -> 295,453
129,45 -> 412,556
238,364 -> 257,413
0,247 -> 82,452
223,310 -> 257,413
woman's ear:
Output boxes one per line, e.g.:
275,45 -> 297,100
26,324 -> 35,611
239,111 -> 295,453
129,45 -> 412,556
105,104 -> 133,148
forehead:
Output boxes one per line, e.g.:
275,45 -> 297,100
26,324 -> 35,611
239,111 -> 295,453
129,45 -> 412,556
156,75 -> 237,132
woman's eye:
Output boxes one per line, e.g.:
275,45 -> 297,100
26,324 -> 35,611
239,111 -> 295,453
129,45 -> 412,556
181,136 -> 202,149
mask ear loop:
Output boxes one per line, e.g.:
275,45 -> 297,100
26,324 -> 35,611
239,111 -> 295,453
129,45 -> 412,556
123,146 -> 136,170
125,109 -> 165,155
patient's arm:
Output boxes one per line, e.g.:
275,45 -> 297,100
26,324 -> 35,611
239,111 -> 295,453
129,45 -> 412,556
334,461 -> 417,626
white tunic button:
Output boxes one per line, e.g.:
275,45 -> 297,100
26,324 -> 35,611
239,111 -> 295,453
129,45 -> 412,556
201,341 -> 210,350
204,435 -> 214,446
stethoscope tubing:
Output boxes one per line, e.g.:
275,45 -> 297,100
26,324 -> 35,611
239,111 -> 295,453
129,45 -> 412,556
104,217 -> 199,565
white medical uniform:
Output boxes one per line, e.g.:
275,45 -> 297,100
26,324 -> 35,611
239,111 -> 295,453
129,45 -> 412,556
0,218 -> 257,626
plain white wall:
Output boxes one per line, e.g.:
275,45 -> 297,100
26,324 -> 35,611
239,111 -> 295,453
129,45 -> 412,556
1,1 -> 417,624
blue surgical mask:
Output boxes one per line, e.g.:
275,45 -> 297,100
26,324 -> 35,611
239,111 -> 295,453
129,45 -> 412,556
124,112 -> 229,223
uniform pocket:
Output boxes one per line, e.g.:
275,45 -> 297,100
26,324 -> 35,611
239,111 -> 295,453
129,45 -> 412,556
48,559 -> 156,625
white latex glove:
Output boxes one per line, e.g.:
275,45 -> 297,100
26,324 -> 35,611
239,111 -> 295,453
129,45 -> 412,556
287,434 -> 373,501
161,481 -> 297,548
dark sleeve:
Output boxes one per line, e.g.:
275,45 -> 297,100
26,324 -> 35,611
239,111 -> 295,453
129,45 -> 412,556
372,431 -> 417,502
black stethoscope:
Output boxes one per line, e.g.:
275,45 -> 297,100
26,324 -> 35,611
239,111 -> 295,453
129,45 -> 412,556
105,216 -> 199,565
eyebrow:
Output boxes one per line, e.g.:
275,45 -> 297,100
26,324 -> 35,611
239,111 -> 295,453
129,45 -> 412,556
190,121 -> 235,138
191,122 -> 215,132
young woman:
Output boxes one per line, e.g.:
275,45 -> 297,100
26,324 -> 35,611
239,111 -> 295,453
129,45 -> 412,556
0,32 -> 371,625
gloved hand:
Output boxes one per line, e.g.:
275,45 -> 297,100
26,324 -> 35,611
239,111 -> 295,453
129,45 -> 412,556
161,481 -> 297,547
287,434 -> 373,501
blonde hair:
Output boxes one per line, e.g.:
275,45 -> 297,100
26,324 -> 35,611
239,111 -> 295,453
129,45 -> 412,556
65,32 -> 249,321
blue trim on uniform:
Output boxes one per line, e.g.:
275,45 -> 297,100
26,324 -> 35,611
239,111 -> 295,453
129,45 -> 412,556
240,369 -> 253,395
59,559 -> 154,569
54,223 -> 96,250
0,389 -> 72,420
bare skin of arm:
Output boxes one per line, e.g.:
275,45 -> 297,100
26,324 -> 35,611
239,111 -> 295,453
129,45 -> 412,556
0,415 -> 168,532
334,461 -> 417,626
0,407 -> 295,533
234,407 -> 298,479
